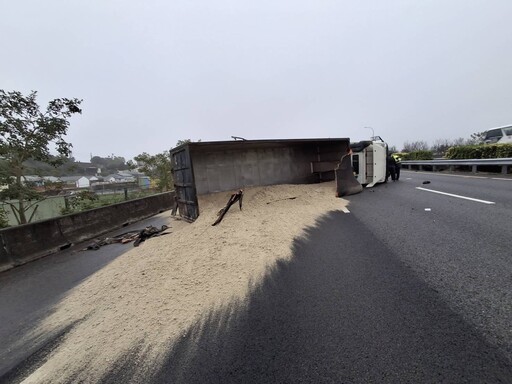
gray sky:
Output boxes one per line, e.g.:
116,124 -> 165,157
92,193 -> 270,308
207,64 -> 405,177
2,0 -> 511,161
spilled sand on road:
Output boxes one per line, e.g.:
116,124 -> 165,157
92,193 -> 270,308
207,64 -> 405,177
21,182 -> 347,383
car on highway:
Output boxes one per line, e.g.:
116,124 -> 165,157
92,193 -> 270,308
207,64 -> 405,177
483,125 -> 512,144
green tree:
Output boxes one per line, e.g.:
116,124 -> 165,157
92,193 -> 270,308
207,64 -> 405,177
175,139 -> 192,147
469,131 -> 486,144
431,139 -> 452,156
402,140 -> 429,152
90,156 -> 108,166
0,90 -> 82,224
0,206 -> 9,228
175,138 -> 201,147
60,190 -> 99,215
91,155 -> 129,174
134,151 -> 173,192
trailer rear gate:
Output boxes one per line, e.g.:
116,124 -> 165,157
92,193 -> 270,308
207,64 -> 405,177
171,147 -> 199,221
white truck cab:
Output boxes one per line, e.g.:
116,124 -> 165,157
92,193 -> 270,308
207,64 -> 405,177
350,136 -> 388,188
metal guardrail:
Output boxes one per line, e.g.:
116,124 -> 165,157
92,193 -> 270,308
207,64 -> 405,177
401,158 -> 512,174
401,158 -> 512,166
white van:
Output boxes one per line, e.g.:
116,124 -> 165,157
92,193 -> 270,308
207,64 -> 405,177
483,125 -> 512,144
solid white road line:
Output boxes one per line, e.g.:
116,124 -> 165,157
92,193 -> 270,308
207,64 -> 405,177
415,187 -> 496,205
491,177 -> 512,181
341,207 -> 350,213
461,175 -> 489,179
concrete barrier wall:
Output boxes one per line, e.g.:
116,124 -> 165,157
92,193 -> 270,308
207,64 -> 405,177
0,192 -> 174,273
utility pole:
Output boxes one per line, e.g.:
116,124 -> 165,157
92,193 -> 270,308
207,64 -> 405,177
364,126 -> 375,140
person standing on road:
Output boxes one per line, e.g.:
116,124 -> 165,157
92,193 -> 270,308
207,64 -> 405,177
392,154 -> 402,181
386,155 -> 396,182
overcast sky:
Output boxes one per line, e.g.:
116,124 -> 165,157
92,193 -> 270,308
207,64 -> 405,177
2,1 -> 511,161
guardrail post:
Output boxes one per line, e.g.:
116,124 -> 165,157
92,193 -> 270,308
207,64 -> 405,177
502,165 -> 508,175
472,165 -> 477,173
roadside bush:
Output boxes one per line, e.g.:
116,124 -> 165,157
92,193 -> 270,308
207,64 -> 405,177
58,190 -> 159,215
445,144 -> 512,159
391,152 -> 408,160
0,208 -> 9,228
401,150 -> 433,160
60,206 -> 73,215
60,191 -> 99,215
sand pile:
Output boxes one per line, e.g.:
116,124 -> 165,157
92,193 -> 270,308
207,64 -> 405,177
21,182 -> 347,383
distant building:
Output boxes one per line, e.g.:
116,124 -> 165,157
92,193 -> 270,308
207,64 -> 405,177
87,176 -> 100,184
21,175 -> 44,187
60,176 -> 90,188
105,174 -> 136,183
138,176 -> 151,189
42,176 -> 61,183
117,171 -> 134,177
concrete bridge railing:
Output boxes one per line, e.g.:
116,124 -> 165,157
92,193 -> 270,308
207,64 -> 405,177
0,192 -> 175,273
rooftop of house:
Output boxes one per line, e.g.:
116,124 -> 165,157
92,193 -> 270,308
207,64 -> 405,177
22,175 -> 43,182
42,176 -> 61,182
60,176 -> 88,182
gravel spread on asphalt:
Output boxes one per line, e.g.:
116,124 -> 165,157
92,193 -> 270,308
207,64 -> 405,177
19,182 -> 346,383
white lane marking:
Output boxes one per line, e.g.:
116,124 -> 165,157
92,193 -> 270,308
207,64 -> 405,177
341,207 -> 350,213
491,177 -> 512,181
415,187 -> 496,205
402,171 -> 488,179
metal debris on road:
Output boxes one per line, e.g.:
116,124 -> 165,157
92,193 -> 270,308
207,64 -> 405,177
84,225 -> 170,250
266,196 -> 297,204
212,189 -> 243,226
134,225 -> 171,247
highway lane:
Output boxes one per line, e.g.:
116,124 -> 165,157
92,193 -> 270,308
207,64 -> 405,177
1,174 -> 511,383
345,171 -> 512,364
401,170 -> 512,207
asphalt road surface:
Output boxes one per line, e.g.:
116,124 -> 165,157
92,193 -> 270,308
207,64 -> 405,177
1,171 -> 512,383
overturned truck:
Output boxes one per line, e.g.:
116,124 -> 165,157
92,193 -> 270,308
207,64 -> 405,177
170,138 -> 367,221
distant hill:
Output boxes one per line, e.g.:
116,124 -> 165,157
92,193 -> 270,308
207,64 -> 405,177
21,158 -> 98,177
1,155 -> 131,177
